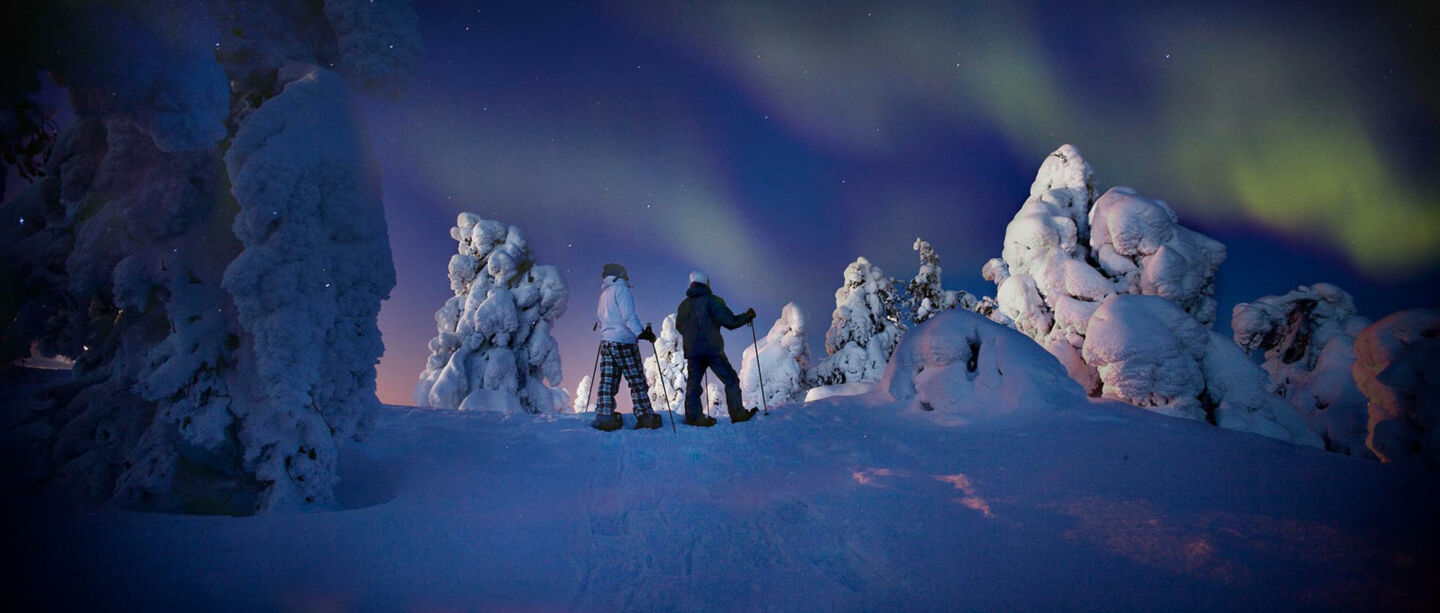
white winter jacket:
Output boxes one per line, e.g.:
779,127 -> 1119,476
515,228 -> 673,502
597,276 -> 644,343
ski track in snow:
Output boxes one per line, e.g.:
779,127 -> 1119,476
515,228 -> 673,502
6,388 -> 1440,612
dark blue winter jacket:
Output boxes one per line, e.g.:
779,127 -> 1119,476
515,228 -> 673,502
676,282 -> 752,358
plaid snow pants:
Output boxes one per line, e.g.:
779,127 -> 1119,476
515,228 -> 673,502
597,341 -> 655,416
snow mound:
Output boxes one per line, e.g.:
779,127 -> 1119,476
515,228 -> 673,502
870,310 -> 1085,423
741,302 -> 811,409
1232,283 -> 1372,456
414,214 -> 569,413
1085,295 -> 1321,447
1353,309 -> 1440,469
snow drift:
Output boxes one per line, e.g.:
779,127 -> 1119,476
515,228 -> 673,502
870,309 -> 1086,423
1232,283 -> 1372,455
415,214 -> 570,414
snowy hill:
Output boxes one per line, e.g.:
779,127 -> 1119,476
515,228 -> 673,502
7,376 -> 1436,610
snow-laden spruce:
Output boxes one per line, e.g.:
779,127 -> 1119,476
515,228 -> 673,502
868,309 -> 1086,423
740,302 -> 811,409
218,65 -> 398,509
983,145 -> 1225,395
904,238 -> 1008,326
415,214 -> 570,414
808,257 -> 903,386
1232,283 -> 1372,456
642,313 -> 686,414
0,1 -> 418,514
572,375 -> 593,413
1353,309 -> 1440,468
1083,295 -> 1321,447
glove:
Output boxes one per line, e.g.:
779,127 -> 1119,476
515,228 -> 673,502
743,308 -> 757,323
638,324 -> 657,343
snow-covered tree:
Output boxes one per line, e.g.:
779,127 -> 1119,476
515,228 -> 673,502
706,382 -> 724,416
808,257 -> 903,386
1083,295 -> 1321,447
740,302 -> 811,409
1232,284 -> 1373,456
415,214 -> 570,414
573,375 -> 593,413
901,237 -> 1010,329
1353,309 -> 1440,468
903,238 -> 961,324
642,313 -> 686,414
0,0 -> 419,513
983,145 -> 1225,395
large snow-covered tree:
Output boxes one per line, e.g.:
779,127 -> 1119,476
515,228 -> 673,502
0,0 -> 419,513
1232,283 -> 1373,456
981,145 -> 1320,447
808,257 -> 903,386
740,302 -> 811,409
1353,309 -> 1440,469
982,145 -> 1226,395
1083,295 -> 1321,447
415,214 -> 569,414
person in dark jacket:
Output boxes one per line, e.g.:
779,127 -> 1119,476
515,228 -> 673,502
675,270 -> 757,426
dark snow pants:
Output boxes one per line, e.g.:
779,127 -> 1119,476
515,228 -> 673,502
684,354 -> 746,422
597,341 -> 654,416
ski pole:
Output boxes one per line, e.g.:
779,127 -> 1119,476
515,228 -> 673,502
646,338 -> 678,432
749,320 -> 769,415
586,322 -> 601,412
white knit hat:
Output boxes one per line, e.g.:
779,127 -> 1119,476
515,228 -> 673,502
689,270 -> 709,286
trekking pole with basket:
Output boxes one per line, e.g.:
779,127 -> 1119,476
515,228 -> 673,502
643,333 -> 678,433
748,320 -> 769,416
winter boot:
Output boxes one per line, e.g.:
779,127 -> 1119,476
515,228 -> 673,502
635,412 -> 662,430
731,407 -> 759,424
592,412 -> 623,432
683,414 -> 717,427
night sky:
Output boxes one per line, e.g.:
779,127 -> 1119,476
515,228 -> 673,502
354,1 -> 1439,408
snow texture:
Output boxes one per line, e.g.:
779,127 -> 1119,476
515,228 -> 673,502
6,369 -> 1435,611
740,302 -> 812,409
0,0 -> 419,513
1084,295 -> 1321,447
1353,309 -> 1440,469
642,313 -> 687,414
869,309 -> 1086,424
983,145 -> 1225,396
414,213 -> 570,414
1232,283 -> 1373,456
809,257 -> 903,386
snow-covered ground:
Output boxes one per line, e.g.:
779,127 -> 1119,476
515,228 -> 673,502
5,368 -> 1435,611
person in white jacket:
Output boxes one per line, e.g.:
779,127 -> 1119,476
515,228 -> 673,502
593,263 -> 661,431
